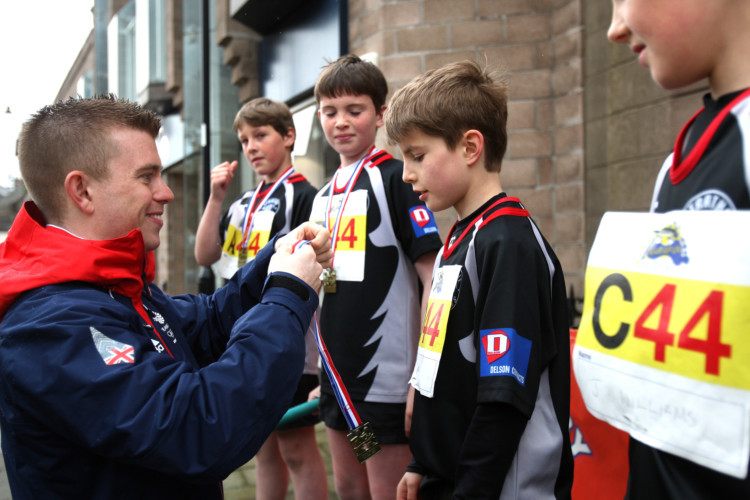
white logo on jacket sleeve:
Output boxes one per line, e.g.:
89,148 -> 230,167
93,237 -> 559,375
90,327 -> 136,365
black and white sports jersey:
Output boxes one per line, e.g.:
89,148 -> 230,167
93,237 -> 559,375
309,149 -> 442,403
631,89 -> 750,499
218,172 -> 318,375
219,172 -> 317,250
409,194 -> 573,497
651,89 -> 750,212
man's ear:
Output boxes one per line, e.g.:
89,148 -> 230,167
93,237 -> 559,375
463,129 -> 484,166
64,170 -> 95,215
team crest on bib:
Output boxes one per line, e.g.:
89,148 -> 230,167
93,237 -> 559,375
641,223 -> 689,265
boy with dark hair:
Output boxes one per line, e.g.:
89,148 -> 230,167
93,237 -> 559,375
195,96 -> 326,500
386,60 -> 574,499
310,54 -> 443,500
0,95 -> 331,499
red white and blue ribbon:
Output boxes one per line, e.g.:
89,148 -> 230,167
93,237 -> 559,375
239,166 -> 295,250
291,239 -> 362,430
324,148 -> 373,267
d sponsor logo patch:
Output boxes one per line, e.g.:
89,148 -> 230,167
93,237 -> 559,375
409,206 -> 439,237
480,328 -> 531,385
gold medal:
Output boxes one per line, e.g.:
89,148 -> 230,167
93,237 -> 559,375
323,268 -> 337,294
347,422 -> 381,463
237,249 -> 248,268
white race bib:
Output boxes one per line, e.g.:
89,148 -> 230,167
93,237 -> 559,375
573,211 -> 750,478
411,265 -> 462,398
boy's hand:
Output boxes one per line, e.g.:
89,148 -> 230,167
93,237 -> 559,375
209,161 -> 238,203
276,222 -> 333,268
308,385 -> 321,401
397,472 -> 423,500
268,241 -> 324,293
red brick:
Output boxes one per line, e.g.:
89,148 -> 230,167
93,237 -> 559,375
508,100 -> 536,129
508,69 -> 552,99
451,20 -> 505,48
484,44 -> 537,71
425,0 -> 476,23
505,13 -> 551,43
507,129 -> 553,158
502,158 -> 537,188
397,25 -> 449,52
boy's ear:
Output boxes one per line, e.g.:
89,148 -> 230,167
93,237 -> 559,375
64,170 -> 96,215
375,104 -> 387,129
462,129 -> 484,166
284,126 -> 296,148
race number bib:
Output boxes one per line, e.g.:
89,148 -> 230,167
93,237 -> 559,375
310,190 -> 367,282
216,210 -> 274,279
411,265 -> 462,398
573,211 -> 750,478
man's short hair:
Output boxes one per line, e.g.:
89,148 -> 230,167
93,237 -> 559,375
314,54 -> 388,111
385,60 -> 509,172
18,94 -> 162,218
232,97 -> 296,151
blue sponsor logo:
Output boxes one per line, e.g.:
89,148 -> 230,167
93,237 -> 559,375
479,328 -> 531,385
409,206 -> 438,237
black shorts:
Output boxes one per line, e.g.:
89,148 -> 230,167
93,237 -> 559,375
276,374 -> 320,430
319,391 -> 408,444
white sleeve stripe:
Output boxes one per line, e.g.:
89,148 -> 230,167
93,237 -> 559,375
527,218 -> 556,296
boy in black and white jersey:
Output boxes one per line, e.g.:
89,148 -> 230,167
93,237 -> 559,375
607,1 -> 750,497
386,60 -> 573,499
310,54 -> 442,500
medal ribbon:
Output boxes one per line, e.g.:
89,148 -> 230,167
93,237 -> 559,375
291,239 -> 362,429
239,166 -> 295,250
324,148 -> 374,267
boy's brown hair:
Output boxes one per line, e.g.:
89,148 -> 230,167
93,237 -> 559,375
18,94 -> 161,218
233,97 -> 296,151
314,54 -> 388,111
385,60 -> 508,172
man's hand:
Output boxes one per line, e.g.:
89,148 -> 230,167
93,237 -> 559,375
397,472 -> 423,500
268,242 -> 324,293
276,222 -> 333,268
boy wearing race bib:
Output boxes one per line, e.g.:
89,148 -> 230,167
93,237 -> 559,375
606,1 -> 750,497
194,97 -> 326,500
310,54 -> 442,500
385,60 -> 574,499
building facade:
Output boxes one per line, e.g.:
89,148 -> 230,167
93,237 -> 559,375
55,0 -> 708,323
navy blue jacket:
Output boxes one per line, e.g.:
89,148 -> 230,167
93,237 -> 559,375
0,202 -> 318,499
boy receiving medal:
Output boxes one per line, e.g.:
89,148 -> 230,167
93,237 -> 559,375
309,55 -> 442,500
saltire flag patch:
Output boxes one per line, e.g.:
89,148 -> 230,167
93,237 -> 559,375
90,327 -> 135,365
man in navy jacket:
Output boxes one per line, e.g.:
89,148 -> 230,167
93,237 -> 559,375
0,95 -> 331,499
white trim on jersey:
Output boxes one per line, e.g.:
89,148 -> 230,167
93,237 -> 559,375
650,154 -> 673,213
731,97 -> 750,199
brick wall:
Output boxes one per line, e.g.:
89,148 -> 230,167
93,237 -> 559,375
349,0 -> 586,299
